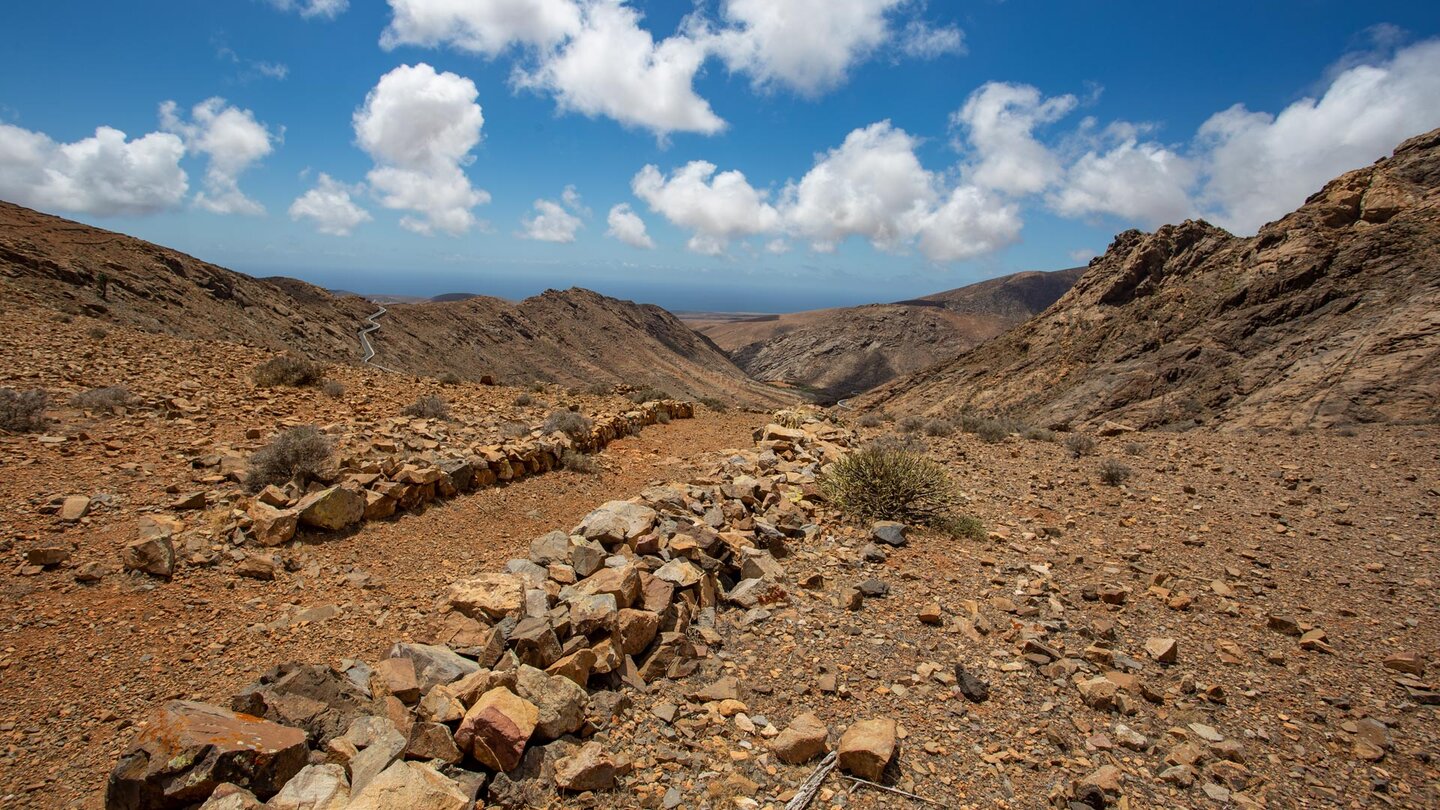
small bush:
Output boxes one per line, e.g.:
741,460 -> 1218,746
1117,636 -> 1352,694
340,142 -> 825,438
530,382 -> 547,393
1123,441 -> 1143,456
544,409 -> 592,439
251,355 -> 325,388
866,433 -> 925,454
699,397 -> 728,413
657,410 -> 672,424
499,421 -> 530,440
245,426 -> 332,491
87,326 -> 108,340
1099,458 -> 1132,486
71,386 -> 131,412
514,393 -> 533,407
975,419 -> 1010,444
820,445 -> 978,536
898,415 -> 924,433
0,388 -> 48,433
856,412 -> 884,428
628,387 -> 671,404
922,418 -> 954,437
403,395 -> 450,419
321,380 -> 345,399
438,372 -> 461,386
1022,426 -> 1056,442
1065,434 -> 1097,458
560,448 -> 599,474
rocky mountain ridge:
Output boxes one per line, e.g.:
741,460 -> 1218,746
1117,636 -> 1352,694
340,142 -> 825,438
859,127 -> 1440,430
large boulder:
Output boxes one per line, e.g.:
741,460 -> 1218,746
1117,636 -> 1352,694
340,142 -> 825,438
446,574 -> 526,621
106,701 -> 308,809
514,665 -> 587,740
577,501 -> 656,546
295,486 -> 364,532
454,687 -> 538,772
230,663 -> 376,745
123,519 -> 177,579
386,643 -> 481,692
266,763 -> 349,810
345,762 -> 469,810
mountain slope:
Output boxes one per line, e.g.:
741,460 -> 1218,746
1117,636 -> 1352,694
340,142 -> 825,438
691,268 -> 1082,399
858,127 -> 1440,430
0,201 -> 793,407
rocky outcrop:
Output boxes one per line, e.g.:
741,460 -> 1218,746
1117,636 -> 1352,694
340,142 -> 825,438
859,127 -> 1440,430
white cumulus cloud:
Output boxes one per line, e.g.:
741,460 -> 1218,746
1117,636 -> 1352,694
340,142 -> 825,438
632,160 -> 780,255
380,0 -> 582,54
520,186 -> 586,242
899,20 -> 965,59
354,63 -> 489,235
1196,38 -> 1440,233
605,202 -> 654,249
289,173 -> 372,235
0,123 -> 188,216
953,81 -> 1076,196
711,0 -> 902,96
161,98 -> 278,216
1049,134 -> 1196,227
268,0 -> 348,20
515,1 -> 723,138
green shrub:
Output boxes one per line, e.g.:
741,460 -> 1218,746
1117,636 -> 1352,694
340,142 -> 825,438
820,445 -> 980,538
251,355 -> 325,388
71,386 -> 131,412
403,395 -> 450,419
1065,434 -> 1097,457
245,426 -> 331,491
0,388 -> 48,433
1099,458 -> 1132,486
544,409 -> 592,439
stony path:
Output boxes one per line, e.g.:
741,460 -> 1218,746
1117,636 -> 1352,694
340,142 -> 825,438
0,410 -> 760,809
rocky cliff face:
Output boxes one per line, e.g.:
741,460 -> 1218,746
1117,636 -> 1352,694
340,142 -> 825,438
695,269 -> 1082,400
0,202 -> 791,406
858,128 -> 1440,430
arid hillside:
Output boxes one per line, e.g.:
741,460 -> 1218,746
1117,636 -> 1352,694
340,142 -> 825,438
860,127 -> 1440,430
0,201 -> 792,408
690,268 -> 1082,399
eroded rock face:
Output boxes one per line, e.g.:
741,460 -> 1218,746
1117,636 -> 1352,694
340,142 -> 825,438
106,701 -> 308,809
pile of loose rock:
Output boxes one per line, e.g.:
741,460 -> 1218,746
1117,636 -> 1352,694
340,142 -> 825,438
106,413 -> 911,808
117,400 -> 696,582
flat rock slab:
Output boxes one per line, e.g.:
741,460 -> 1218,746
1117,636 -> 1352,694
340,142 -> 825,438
106,700 -> 308,809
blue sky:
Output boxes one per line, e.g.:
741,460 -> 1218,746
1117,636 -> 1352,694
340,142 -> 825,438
2,1 -> 1438,311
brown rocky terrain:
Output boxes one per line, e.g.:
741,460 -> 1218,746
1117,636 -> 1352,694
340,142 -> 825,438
688,269 -> 1081,400
858,128 -> 1440,430
0,201 -> 791,408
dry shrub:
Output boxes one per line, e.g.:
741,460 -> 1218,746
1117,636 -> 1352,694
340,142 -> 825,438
403,395 -> 451,419
0,388 -> 48,433
628,387 -> 671,404
321,380 -> 346,399
245,426 -> 331,491
897,415 -> 924,433
699,397 -> 728,413
975,419 -> 1010,444
1123,441 -> 1143,456
1099,458 -> 1132,486
514,393 -> 533,407
1023,426 -> 1056,442
251,355 -> 325,388
656,411 -> 671,424
499,421 -> 530,440
72,386 -> 131,412
1065,434 -> 1097,457
438,372 -> 461,385
544,409 -> 592,439
856,412 -> 885,428
923,418 -> 954,437
560,449 -> 599,474
820,445 -> 983,539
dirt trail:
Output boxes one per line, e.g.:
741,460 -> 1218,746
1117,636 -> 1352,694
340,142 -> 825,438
0,410 -> 760,809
